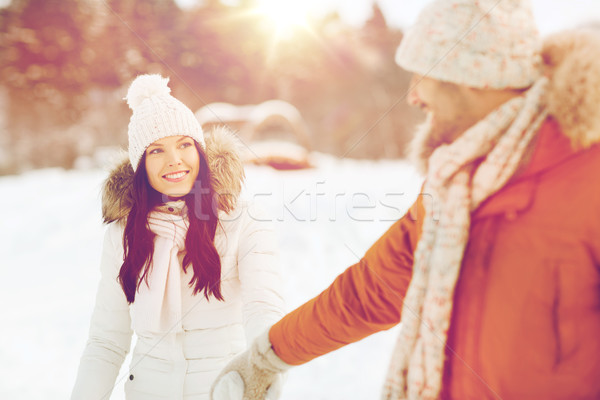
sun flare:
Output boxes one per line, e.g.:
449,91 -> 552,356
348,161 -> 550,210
254,0 -> 312,39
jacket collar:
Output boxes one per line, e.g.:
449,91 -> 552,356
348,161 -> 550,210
474,117 -> 592,219
471,29 -> 600,220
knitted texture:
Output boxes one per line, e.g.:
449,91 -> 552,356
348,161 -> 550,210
211,329 -> 289,400
382,78 -> 549,400
130,203 -> 188,334
125,74 -> 205,171
396,0 -> 541,89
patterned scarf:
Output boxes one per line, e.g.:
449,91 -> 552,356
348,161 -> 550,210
130,202 -> 189,334
383,77 -> 549,400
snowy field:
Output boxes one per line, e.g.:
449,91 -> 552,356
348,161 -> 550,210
0,153 -> 423,400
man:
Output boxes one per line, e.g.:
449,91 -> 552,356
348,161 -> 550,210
211,0 -> 600,399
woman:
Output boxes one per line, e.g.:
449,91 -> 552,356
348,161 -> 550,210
71,74 -> 285,399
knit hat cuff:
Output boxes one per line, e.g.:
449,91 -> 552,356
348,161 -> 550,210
396,41 -> 542,89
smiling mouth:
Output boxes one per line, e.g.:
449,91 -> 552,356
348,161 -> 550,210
162,170 -> 189,182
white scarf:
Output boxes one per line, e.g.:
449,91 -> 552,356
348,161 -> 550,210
130,204 -> 189,334
383,78 -> 548,400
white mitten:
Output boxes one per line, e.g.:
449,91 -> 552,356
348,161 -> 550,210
211,330 -> 290,400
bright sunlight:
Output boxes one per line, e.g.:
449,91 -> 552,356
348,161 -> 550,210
254,0 -> 313,40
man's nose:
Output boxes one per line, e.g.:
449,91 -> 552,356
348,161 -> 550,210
407,88 -> 420,106
406,74 -> 422,106
407,75 -> 421,106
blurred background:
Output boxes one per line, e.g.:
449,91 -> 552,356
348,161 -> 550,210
0,0 -> 421,174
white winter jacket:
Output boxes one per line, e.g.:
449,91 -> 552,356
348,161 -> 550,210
72,201 -> 285,400
72,129 -> 285,399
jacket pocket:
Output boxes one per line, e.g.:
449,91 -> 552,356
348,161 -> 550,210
523,258 -> 562,366
521,257 -> 580,371
124,354 -> 175,398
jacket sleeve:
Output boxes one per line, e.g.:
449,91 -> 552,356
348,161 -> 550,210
71,223 -> 133,400
269,196 -> 425,365
237,203 -> 286,345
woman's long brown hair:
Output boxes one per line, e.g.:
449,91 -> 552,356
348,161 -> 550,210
118,142 -> 223,303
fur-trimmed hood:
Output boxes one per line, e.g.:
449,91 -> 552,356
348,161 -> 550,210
102,126 -> 245,224
543,29 -> 600,148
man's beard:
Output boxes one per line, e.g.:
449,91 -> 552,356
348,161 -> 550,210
406,113 -> 463,175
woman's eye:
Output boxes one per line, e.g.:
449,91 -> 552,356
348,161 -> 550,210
180,142 -> 193,149
148,148 -> 162,155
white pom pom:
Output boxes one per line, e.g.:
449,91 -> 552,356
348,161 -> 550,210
125,74 -> 171,110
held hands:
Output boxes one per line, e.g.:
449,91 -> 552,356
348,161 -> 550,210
211,329 -> 291,400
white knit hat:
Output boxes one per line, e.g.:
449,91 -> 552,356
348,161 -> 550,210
396,0 -> 542,89
125,74 -> 205,171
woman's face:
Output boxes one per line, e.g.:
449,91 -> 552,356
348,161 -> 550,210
144,135 -> 200,199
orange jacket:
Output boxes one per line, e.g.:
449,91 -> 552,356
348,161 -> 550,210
269,119 -> 600,399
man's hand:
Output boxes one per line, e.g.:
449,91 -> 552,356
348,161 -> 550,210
211,329 -> 291,400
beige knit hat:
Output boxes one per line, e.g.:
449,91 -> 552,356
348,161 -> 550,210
125,74 -> 205,171
396,0 -> 542,89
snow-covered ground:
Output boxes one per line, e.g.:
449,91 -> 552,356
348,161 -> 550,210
0,153 -> 423,399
